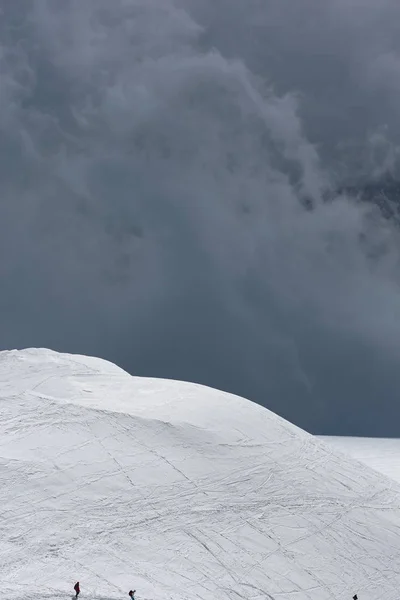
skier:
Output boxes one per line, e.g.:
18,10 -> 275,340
129,590 -> 136,599
353,595 -> 358,600
74,581 -> 80,598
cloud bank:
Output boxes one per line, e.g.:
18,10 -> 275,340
2,0 -> 400,434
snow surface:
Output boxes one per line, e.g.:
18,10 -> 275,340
1,349 -> 400,600
321,436 -> 400,485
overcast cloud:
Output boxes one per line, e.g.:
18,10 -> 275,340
2,0 -> 400,435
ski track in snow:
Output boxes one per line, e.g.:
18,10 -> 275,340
1,349 -> 400,600
321,436 -> 400,485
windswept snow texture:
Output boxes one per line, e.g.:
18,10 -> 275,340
321,436 -> 400,484
1,349 -> 400,600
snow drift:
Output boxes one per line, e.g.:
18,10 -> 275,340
1,349 -> 400,600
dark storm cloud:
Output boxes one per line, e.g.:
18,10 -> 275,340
186,0 -> 400,181
2,0 -> 400,435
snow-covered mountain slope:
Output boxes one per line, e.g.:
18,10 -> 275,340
321,436 -> 400,484
1,350 -> 400,600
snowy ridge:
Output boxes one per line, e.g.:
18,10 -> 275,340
1,349 -> 400,600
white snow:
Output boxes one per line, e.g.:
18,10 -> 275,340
1,349 -> 400,600
321,436 -> 400,485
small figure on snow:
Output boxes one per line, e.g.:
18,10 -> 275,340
129,590 -> 136,599
74,581 -> 80,598
353,595 -> 358,600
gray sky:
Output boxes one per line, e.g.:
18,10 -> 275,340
2,0 -> 400,435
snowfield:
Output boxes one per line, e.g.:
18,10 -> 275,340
321,436 -> 400,485
1,349 -> 400,600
